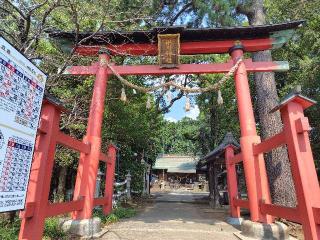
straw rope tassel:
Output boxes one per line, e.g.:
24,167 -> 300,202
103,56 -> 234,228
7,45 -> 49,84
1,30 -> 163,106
185,96 -> 190,112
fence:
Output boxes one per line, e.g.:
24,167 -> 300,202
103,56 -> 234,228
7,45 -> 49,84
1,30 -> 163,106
113,172 -> 132,207
18,96 -> 117,240
224,92 -> 320,240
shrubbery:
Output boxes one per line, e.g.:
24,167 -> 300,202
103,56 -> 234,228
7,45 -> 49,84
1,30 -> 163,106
0,215 -> 66,240
0,206 -> 136,239
0,216 -> 20,240
43,217 -> 67,240
93,206 -> 136,224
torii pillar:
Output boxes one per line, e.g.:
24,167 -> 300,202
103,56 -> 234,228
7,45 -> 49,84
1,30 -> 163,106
230,45 -> 272,223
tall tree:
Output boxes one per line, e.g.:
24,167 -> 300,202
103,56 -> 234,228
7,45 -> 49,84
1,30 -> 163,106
236,0 -> 296,207
158,117 -> 201,155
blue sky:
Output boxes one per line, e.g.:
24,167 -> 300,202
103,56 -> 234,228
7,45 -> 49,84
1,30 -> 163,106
164,95 -> 200,122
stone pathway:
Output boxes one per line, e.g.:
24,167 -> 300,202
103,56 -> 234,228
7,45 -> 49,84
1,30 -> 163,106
100,192 -> 240,240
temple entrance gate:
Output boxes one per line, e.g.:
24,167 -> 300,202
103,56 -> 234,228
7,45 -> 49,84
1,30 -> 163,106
18,20 -> 320,240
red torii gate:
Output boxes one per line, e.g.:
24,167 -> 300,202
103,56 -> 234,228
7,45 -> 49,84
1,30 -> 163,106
18,20 -> 320,240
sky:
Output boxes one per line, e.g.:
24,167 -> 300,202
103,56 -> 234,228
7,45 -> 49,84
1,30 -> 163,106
164,95 -> 200,122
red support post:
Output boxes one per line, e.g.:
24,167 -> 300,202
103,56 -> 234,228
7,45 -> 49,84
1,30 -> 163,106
103,144 -> 117,215
72,54 -> 109,219
225,146 -> 241,218
230,47 -> 272,223
281,101 -> 320,239
19,102 -> 61,240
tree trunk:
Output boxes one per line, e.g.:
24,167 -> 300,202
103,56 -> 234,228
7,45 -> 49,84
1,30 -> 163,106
212,165 -> 220,207
208,162 -> 215,208
209,97 -> 218,148
247,0 -> 296,207
208,163 -> 220,208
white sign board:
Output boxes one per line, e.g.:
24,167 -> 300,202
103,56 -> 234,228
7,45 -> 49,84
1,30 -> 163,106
0,36 -> 46,212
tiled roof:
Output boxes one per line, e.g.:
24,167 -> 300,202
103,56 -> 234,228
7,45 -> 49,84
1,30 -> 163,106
153,154 -> 198,173
48,21 -> 304,46
198,132 -> 240,166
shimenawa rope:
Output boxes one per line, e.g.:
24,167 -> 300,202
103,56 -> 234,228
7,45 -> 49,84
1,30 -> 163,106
106,57 -> 243,94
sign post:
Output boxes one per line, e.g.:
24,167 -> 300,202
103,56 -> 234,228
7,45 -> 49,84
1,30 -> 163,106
0,36 -> 46,212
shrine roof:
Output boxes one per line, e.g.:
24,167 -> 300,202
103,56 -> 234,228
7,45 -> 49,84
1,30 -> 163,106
43,92 -> 68,112
153,154 -> 198,173
198,132 -> 240,167
270,86 -> 317,113
49,20 -> 304,45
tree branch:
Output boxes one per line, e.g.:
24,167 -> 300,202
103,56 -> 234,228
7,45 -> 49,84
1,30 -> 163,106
0,6 -> 18,20
0,29 -> 18,44
23,0 -> 62,54
28,0 -> 49,13
169,2 -> 193,25
157,75 -> 189,113
158,90 -> 184,113
4,0 -> 27,20
49,6 -> 107,82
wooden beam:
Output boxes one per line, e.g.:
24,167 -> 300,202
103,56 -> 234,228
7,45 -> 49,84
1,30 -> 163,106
74,38 -> 273,56
260,202 -> 301,223
46,199 -> 84,217
312,207 -> 320,224
253,132 -> 286,155
228,153 -> 242,165
56,131 -> 91,154
37,118 -> 49,134
19,202 -> 36,218
99,152 -> 112,165
93,197 -> 108,206
233,198 -> 249,209
64,59 -> 289,76
63,64 -> 98,75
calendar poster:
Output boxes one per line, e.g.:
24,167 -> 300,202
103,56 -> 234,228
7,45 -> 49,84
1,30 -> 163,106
0,36 -> 46,212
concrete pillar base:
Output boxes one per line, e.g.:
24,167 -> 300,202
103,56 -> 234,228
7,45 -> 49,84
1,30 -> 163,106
226,217 -> 243,226
234,220 -> 290,240
61,217 -> 103,238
